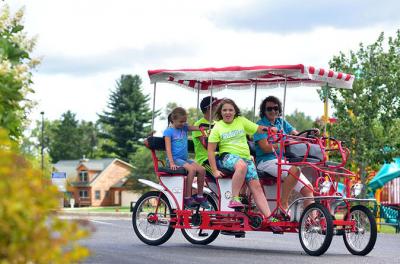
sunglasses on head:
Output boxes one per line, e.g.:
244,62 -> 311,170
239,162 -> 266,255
266,106 -> 279,112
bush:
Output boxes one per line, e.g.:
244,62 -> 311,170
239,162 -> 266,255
0,129 -> 90,263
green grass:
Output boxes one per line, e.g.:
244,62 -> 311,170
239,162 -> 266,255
378,224 -> 398,234
64,206 -> 131,213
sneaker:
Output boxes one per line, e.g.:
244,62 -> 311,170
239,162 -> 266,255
195,196 -> 211,210
263,216 -> 284,233
228,199 -> 244,209
184,197 -> 199,209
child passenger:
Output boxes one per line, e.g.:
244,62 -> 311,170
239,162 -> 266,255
207,99 -> 275,217
164,107 -> 211,209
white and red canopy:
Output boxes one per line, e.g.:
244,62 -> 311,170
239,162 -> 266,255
148,64 -> 354,91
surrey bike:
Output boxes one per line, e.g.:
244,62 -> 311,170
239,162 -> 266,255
132,65 -> 377,256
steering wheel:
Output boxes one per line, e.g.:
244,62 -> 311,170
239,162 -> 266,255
296,128 -> 320,138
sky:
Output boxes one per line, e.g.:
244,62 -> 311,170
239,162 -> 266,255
7,0 -> 400,133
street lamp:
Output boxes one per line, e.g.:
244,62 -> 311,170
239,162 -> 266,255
40,111 -> 44,172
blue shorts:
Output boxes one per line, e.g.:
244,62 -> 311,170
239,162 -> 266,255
220,154 -> 258,182
167,158 -> 194,167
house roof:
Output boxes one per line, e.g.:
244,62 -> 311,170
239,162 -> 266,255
53,158 -> 132,181
79,158 -> 115,171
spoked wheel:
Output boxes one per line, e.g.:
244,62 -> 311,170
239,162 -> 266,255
132,191 -> 175,245
299,203 -> 334,256
343,205 -> 377,255
181,195 -> 220,245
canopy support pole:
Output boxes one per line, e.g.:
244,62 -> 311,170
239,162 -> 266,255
196,81 -> 201,118
282,76 -> 288,123
209,80 -> 214,129
252,81 -> 258,122
323,83 -> 329,136
151,82 -> 157,132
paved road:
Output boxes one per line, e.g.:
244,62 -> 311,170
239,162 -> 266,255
79,217 -> 399,264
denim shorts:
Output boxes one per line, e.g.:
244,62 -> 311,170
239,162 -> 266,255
220,153 -> 258,182
167,158 -> 194,167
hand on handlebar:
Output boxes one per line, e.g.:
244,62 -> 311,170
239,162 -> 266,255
261,126 -> 277,133
212,169 -> 224,178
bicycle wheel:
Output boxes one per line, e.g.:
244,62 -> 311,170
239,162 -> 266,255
181,194 -> 220,245
132,191 -> 175,246
343,205 -> 377,256
299,203 -> 334,256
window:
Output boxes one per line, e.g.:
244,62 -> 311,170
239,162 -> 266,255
79,190 -> 88,198
105,191 -> 109,198
79,171 -> 88,182
95,190 -> 101,200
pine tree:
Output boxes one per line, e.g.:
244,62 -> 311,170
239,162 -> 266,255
49,111 -> 82,162
98,75 -> 153,161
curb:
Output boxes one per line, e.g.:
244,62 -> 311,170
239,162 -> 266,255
57,211 -> 132,218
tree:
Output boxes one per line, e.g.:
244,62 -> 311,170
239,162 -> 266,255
128,145 -> 159,191
324,31 -> 400,185
98,75 -> 153,161
285,109 -> 314,132
0,5 -> 39,140
49,111 -> 82,162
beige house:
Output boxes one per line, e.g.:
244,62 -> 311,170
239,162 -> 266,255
53,158 -> 135,207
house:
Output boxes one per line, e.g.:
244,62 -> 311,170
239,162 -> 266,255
53,158 -> 136,207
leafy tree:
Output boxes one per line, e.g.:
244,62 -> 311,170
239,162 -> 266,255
98,75 -> 153,161
49,111 -> 83,162
0,5 -> 39,140
285,109 -> 314,132
128,145 -> 159,191
0,129 -> 90,263
324,31 -> 400,185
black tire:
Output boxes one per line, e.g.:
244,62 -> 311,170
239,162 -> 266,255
181,194 -> 220,245
132,191 -> 175,246
343,205 -> 377,256
298,203 -> 334,256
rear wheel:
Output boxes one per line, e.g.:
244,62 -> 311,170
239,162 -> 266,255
299,203 -> 334,256
132,191 -> 175,246
343,205 -> 377,255
181,195 -> 220,245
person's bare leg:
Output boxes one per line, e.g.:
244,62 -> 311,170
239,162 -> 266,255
193,163 -> 206,196
281,166 -> 299,210
300,184 -> 314,208
232,160 -> 246,197
183,163 -> 196,197
247,179 -> 271,217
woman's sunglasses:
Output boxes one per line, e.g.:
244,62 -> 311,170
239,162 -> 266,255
266,106 -> 279,112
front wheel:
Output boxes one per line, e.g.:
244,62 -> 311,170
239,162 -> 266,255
343,205 -> 377,256
132,191 -> 175,246
299,203 -> 334,256
181,194 -> 220,245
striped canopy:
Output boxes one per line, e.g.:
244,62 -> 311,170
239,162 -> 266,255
148,65 -> 354,91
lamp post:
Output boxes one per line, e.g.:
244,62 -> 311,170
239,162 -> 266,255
40,111 -> 44,172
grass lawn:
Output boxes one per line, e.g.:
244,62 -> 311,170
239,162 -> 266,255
64,206 -> 131,213
378,224 -> 398,234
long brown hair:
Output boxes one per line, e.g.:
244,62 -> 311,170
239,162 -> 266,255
214,98 -> 241,121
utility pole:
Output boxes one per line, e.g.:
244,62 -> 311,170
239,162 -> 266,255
40,111 -> 44,172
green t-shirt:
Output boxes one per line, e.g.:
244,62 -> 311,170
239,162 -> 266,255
208,116 -> 258,159
192,117 -> 212,165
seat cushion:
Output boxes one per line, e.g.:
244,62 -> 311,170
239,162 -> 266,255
158,166 -> 187,175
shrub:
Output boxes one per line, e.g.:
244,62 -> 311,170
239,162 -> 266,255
0,129 -> 90,263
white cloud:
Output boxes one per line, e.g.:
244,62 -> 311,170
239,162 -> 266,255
8,0 -> 399,133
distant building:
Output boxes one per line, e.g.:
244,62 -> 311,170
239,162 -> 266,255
53,158 -> 139,207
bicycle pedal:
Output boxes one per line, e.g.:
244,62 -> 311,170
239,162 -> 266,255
198,232 -> 209,237
221,230 -> 245,238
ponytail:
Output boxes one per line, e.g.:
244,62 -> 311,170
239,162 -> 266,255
167,113 -> 172,126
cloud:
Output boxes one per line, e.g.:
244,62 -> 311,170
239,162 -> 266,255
37,43 -> 198,76
212,0 -> 400,33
